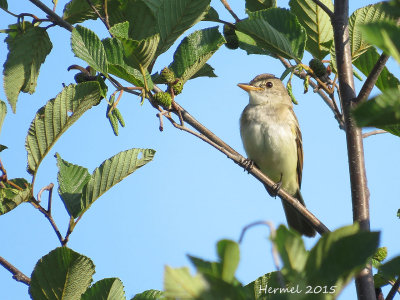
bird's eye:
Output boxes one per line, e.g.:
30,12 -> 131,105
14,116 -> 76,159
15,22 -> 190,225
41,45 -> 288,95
266,82 -> 273,88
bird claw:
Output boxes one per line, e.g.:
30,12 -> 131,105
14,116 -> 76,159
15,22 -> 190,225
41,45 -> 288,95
242,158 -> 254,173
266,173 -> 283,198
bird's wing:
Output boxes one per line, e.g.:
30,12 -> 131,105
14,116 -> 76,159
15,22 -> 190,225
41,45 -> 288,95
291,107 -> 303,188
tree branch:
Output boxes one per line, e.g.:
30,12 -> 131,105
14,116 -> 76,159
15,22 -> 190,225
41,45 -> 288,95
28,0 -> 73,31
0,256 -> 31,285
356,54 -> 390,103
362,130 -> 387,139
220,0 -> 240,22
333,1 -> 374,299
386,277 -> 400,300
311,0 -> 334,18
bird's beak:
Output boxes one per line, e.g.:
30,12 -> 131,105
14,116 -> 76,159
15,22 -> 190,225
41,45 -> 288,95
237,83 -> 263,92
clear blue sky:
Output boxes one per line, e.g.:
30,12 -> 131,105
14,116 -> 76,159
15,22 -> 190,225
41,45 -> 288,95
1,1 -> 399,299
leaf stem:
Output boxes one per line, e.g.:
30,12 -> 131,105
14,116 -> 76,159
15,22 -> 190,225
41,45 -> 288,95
362,130 -> 387,139
28,0 -> 73,31
311,0 -> 334,18
219,0 -> 240,22
85,0 -> 110,31
0,256 -> 31,286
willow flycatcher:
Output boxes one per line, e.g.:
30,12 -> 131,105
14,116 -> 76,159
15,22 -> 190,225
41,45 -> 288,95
238,74 -> 315,237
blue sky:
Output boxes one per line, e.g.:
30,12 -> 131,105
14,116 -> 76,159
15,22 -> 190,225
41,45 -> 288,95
1,1 -> 399,299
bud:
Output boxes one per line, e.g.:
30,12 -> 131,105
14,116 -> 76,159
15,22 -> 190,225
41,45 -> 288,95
154,92 -> 172,109
309,58 -> 327,78
286,81 -> 298,105
161,67 -> 176,84
113,107 -> 125,127
172,79 -> 184,95
303,75 -> 309,94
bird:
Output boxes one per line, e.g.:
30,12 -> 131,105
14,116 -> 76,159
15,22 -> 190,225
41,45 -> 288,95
238,73 -> 316,237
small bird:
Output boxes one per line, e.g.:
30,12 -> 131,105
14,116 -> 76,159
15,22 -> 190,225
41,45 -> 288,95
238,74 -> 315,237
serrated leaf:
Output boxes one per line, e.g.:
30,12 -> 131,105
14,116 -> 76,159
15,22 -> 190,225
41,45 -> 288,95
379,256 -> 400,278
110,22 -> 130,39
289,0 -> 333,60
244,272 -> 282,299
353,89 -> 400,137
145,0 -> 211,56
305,224 -> 379,290
163,266 -> 208,299
0,0 -> 7,10
191,63 -> 217,79
25,82 -> 102,175
236,31 -> 269,55
236,8 -> 307,60
77,148 -> 155,218
120,35 -> 160,71
274,225 -> 307,277
56,153 -> 91,218
360,20 -> 400,63
216,240 -> 240,283
81,278 -> 126,300
71,25 -> 108,75
202,6 -> 220,22
102,38 -> 153,88
188,255 -> 222,278
169,27 -> 225,83
29,247 -> 95,300
131,289 -> 164,300
245,0 -> 276,12
62,0 -> 103,24
3,22 -> 52,112
0,100 -> 6,136
0,178 -> 31,215
349,3 -> 390,61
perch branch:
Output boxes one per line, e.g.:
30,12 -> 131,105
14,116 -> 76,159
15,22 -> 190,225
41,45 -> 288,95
0,256 -> 31,285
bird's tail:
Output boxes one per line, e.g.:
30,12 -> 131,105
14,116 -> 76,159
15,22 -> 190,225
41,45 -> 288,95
281,191 -> 316,237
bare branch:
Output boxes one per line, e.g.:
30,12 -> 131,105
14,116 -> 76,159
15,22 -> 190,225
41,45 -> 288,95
220,0 -> 240,22
386,277 -> 400,300
28,0 -> 74,31
356,54 -> 390,103
311,0 -> 334,18
0,256 -> 31,285
362,130 -> 387,139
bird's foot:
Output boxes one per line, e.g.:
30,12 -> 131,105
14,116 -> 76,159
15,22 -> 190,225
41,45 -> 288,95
241,158 -> 254,173
267,173 -> 283,198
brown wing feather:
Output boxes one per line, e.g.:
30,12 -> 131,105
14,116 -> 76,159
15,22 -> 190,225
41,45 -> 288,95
291,108 -> 303,188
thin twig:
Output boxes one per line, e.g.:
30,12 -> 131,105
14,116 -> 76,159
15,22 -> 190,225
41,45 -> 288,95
238,221 -> 285,288
311,0 -> 334,18
28,0 -> 74,31
362,130 -> 387,139
0,256 -> 31,285
220,0 -> 240,22
85,0 -> 110,31
356,54 -> 390,103
103,0 -> 111,29
385,277 -> 400,300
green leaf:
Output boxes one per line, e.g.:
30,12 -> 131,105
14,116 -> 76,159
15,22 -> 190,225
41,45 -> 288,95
236,8 -> 307,60
62,0 -> 103,24
305,224 -> 380,290
110,22 -> 130,39
379,256 -> 400,277
236,31 -> 269,55
0,145 -> 7,152
71,25 -> 108,75
0,100 -> 6,136
191,63 -> 217,79
56,153 -> 91,218
289,0 -> 333,60
3,22 -> 52,112
0,178 -> 32,215
145,0 -> 211,56
245,0 -> 276,12
273,225 -> 307,278
169,27 -> 225,83
397,208 -> 400,219
353,47 -> 400,92
245,272 -> 283,299
29,247 -> 95,300
216,240 -> 240,283
202,6 -> 220,22
352,89 -> 400,136
78,148 -> 156,218
102,38 -> 153,88
25,82 -> 102,176
360,20 -> 400,63
131,289 -> 164,300
188,255 -> 222,278
81,278 -> 126,300
349,3 -> 390,61
0,0 -> 7,10
120,35 -> 160,71
163,266 -> 208,299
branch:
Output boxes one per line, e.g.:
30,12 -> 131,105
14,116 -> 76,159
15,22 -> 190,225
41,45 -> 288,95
0,256 -> 31,285
356,54 -> 390,103
386,277 -> 400,300
362,130 -> 387,139
311,0 -> 334,18
85,0 -> 110,31
28,0 -> 74,31
220,0 -> 240,22
333,1 -> 374,299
